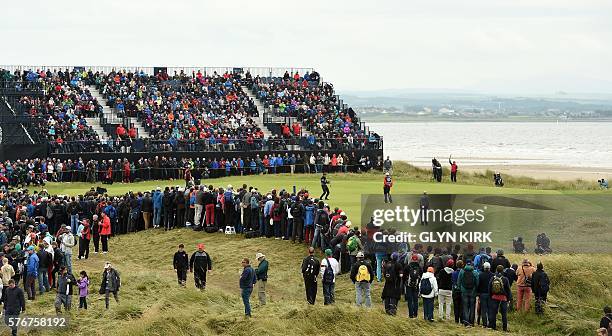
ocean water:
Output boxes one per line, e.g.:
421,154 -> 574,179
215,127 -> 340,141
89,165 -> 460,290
369,122 -> 612,168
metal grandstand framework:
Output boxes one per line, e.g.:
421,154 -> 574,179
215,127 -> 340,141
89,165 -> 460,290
0,65 -> 315,78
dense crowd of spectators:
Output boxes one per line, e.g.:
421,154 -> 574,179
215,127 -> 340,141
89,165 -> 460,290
91,69 -> 266,143
0,154 -> 379,187
2,68 -> 103,151
253,71 -> 377,149
2,67 -> 382,155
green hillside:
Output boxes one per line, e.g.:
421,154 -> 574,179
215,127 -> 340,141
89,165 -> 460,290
17,169 -> 611,336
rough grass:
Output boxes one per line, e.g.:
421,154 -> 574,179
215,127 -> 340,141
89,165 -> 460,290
17,169 -> 610,336
21,229 -> 611,336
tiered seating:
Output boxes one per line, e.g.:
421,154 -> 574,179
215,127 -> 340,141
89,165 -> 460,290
13,69 -> 103,152
253,72 -> 375,150
93,70 -> 266,150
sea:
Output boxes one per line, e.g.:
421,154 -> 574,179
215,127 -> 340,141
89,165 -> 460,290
368,121 -> 612,168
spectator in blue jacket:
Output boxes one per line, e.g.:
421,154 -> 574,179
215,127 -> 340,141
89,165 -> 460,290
304,201 -> 316,245
153,187 -> 163,228
239,258 -> 256,317
26,246 -> 39,300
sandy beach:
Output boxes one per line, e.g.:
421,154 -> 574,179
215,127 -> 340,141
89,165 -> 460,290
460,165 -> 612,181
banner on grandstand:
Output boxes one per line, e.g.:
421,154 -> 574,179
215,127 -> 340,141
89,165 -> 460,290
360,194 -> 612,253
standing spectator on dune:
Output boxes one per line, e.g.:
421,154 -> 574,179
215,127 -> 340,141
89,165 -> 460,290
320,249 -> 339,305
99,212 -> 111,254
60,226 -> 76,274
489,265 -> 511,331
351,251 -> 374,308
531,262 -> 550,315
4,279 -> 25,336
301,247 -> 320,305
189,244 -> 212,291
239,258 -> 256,317
458,261 -> 479,326
54,266 -> 76,314
383,156 -> 393,175
25,246 -> 39,300
99,262 -> 120,309
255,253 -> 268,305
516,259 -> 535,312
173,244 -> 189,287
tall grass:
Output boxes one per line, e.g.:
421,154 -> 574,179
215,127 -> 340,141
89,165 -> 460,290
26,229 -> 611,336
390,161 -> 600,191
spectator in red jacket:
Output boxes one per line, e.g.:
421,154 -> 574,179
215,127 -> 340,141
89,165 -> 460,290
292,122 -> 301,136
99,212 -> 112,254
449,156 -> 458,183
116,124 -> 126,138
128,126 -> 137,139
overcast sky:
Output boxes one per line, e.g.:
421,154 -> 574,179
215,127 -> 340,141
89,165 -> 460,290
1,0 -> 610,94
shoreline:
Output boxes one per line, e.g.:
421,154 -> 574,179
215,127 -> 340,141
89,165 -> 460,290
412,163 -> 611,181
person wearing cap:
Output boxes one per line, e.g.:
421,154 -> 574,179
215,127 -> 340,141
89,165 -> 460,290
54,265 -> 76,314
350,251 -> 374,308
319,249 -> 339,305
301,247 -> 320,305
458,260 -> 480,326
438,258 -> 455,320
421,266 -> 438,322
263,194 -> 274,238
452,260 -> 464,324
254,253 -> 268,305
383,172 -> 393,203
491,249 -> 511,273
516,258 -> 535,312
239,258 -> 256,317
477,262 -> 494,327
403,254 -> 422,318
99,262 -> 120,309
25,246 -> 38,300
531,262 -> 550,315
173,244 -> 189,287
189,244 -> 212,290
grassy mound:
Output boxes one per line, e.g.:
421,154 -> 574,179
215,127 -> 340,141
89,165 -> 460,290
19,170 -> 609,335
22,229 -> 611,336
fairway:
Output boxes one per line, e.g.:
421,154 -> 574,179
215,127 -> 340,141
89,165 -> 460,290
38,171 -> 565,228
36,171 -> 611,253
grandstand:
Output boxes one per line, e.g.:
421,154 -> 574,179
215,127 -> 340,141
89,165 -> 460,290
0,66 -> 382,165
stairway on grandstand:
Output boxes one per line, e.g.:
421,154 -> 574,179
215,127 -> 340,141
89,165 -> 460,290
87,85 -> 150,138
243,89 -> 272,139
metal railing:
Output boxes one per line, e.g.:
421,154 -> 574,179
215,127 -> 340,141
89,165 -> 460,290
45,136 -> 383,154
1,65 -> 315,79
